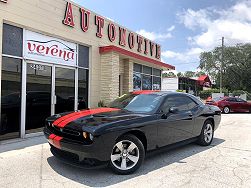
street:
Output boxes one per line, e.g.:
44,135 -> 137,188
0,114 -> 251,188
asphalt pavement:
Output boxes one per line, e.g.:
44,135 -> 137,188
0,113 -> 251,188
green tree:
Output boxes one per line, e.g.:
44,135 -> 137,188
195,71 -> 206,77
199,44 -> 251,92
162,72 -> 176,78
184,71 -> 195,78
177,72 -> 184,77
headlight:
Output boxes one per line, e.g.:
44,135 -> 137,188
83,132 -> 94,141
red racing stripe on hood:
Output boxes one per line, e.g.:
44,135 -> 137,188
53,108 -> 120,128
53,111 -> 87,126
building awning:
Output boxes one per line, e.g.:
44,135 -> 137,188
99,45 -> 175,70
198,75 -> 208,81
197,75 -> 211,87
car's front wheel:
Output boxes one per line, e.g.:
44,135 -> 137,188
109,134 -> 145,175
223,106 -> 230,114
197,120 -> 214,146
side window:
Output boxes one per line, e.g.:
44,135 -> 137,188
174,97 -> 189,111
226,98 -> 236,102
236,98 -> 245,102
161,96 -> 189,113
161,96 -> 178,113
186,97 -> 198,110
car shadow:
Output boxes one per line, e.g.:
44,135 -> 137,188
47,137 -> 225,187
0,135 -> 46,154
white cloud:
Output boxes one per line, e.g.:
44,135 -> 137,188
164,0 -> 251,71
167,25 -> 175,32
177,9 -> 212,30
178,1 -> 251,50
136,29 -> 172,41
162,47 -> 203,63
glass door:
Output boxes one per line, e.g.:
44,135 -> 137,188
24,64 -> 76,134
0,57 -> 22,140
54,67 -> 75,114
26,63 -> 52,134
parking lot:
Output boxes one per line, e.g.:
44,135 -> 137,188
0,114 -> 251,188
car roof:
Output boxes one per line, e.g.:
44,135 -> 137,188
131,90 -> 192,97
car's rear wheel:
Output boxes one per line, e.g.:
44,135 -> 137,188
197,120 -> 214,146
223,106 -> 230,114
109,134 -> 145,175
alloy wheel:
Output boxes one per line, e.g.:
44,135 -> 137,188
223,107 -> 230,114
110,140 -> 140,171
204,123 -> 213,143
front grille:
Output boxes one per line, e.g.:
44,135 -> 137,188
51,145 -> 79,162
52,126 -> 80,137
47,124 -> 83,142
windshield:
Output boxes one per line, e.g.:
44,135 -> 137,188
108,93 -> 162,113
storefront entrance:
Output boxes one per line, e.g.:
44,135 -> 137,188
25,62 -> 76,134
1,24 -> 89,141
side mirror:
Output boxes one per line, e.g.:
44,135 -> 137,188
169,107 -> 179,113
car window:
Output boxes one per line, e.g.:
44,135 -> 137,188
226,98 -> 237,102
161,96 -> 192,113
186,97 -> 198,110
124,94 -> 162,113
236,98 -> 246,102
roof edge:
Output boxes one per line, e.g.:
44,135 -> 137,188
99,45 -> 175,70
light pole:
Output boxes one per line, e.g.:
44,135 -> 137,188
220,37 -> 224,93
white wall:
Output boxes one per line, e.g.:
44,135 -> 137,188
162,77 -> 178,91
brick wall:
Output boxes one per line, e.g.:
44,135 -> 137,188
100,52 -> 120,104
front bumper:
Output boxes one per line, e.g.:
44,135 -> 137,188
44,127 -> 112,165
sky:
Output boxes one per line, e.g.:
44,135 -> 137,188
73,0 -> 251,73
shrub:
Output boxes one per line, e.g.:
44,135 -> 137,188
231,90 -> 251,100
199,88 -> 228,99
98,100 -> 105,107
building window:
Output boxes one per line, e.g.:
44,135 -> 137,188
78,44 -> 89,108
1,23 -> 23,140
78,45 -> 89,68
2,23 -> 23,57
133,63 -> 161,90
1,57 -> 22,140
78,68 -> 88,109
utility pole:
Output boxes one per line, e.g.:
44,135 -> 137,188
220,37 -> 224,93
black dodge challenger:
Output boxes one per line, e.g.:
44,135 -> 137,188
44,91 -> 221,174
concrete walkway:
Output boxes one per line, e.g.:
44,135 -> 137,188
0,114 -> 251,188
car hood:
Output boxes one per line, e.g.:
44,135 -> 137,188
49,107 -> 151,134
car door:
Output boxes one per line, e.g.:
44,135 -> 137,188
236,98 -> 249,112
226,98 -> 238,111
157,95 -> 195,147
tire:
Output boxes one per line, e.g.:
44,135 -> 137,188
197,120 -> 214,146
223,106 -> 230,114
109,134 -> 145,175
